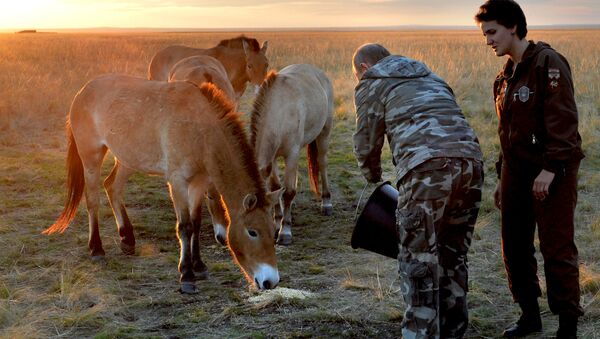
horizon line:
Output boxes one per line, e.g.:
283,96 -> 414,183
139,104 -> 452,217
4,23 -> 600,33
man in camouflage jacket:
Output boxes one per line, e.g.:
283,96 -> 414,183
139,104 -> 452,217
352,43 -> 484,339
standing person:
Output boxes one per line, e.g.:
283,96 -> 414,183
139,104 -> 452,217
475,1 -> 585,338
352,43 -> 484,338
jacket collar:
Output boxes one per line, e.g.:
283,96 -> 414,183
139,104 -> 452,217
500,41 -> 537,79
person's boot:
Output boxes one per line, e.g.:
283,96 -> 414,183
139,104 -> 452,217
502,300 -> 542,338
556,314 -> 578,339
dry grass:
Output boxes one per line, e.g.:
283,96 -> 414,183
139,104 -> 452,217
1,29 -> 599,338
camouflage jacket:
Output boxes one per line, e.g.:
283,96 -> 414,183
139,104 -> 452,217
353,55 -> 483,183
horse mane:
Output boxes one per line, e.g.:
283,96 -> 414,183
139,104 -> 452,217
198,83 -> 267,207
198,82 -> 234,118
250,71 -> 278,148
217,35 -> 260,52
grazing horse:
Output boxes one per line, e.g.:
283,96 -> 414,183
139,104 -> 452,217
44,75 -> 280,293
250,64 -> 334,245
148,36 -> 269,100
168,55 -> 235,245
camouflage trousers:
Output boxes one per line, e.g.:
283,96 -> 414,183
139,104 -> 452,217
396,157 -> 483,339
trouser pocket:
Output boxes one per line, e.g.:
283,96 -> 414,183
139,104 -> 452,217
397,208 -> 427,252
399,259 -> 434,307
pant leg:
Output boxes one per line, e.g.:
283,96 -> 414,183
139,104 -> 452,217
397,158 -> 481,339
500,165 -> 542,302
437,158 -> 483,338
397,159 -> 450,339
534,162 -> 584,317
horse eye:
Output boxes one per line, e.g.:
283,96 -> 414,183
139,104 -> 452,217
247,64 -> 253,69
247,229 -> 258,238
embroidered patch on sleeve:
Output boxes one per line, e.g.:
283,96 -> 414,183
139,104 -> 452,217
548,68 -> 560,91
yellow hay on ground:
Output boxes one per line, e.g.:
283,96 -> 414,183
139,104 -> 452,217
248,287 -> 317,303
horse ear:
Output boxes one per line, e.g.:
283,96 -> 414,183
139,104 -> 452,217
243,193 -> 258,212
260,41 -> 269,54
266,188 -> 284,207
242,40 -> 250,56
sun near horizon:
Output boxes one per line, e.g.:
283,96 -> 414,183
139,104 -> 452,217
1,0 -> 599,32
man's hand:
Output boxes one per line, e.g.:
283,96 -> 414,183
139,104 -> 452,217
494,182 -> 501,209
362,169 -> 382,184
533,169 -> 555,201
366,176 -> 381,184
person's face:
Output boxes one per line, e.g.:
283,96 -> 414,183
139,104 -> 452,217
479,20 -> 516,57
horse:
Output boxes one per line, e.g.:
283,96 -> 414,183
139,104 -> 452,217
250,64 -> 334,245
148,36 -> 269,100
168,55 -> 235,245
44,75 -> 281,293
169,55 -> 236,104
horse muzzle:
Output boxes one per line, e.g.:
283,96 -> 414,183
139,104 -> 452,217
253,263 -> 279,290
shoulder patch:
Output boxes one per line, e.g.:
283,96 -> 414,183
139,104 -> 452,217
548,68 -> 560,91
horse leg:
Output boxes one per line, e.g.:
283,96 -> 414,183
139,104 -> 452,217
316,124 -> 333,216
205,184 -> 228,246
103,160 -> 136,255
168,177 -> 197,293
268,162 -> 284,238
80,146 -> 108,260
189,176 -> 209,279
277,153 -> 299,246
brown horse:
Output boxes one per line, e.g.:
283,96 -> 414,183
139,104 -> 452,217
44,75 -> 280,293
148,36 -> 269,100
251,64 -> 334,245
168,54 -> 235,245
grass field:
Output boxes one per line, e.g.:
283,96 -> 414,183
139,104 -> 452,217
1,30 -> 599,338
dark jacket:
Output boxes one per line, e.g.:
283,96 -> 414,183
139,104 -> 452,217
493,41 -> 584,177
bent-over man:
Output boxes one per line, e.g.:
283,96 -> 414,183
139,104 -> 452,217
352,43 -> 484,339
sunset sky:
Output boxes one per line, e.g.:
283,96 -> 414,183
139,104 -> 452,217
1,0 -> 599,30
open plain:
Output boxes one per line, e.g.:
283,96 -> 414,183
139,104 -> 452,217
1,29 -> 599,338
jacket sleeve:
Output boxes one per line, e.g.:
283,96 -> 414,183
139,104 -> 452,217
352,80 -> 385,183
538,52 -> 580,174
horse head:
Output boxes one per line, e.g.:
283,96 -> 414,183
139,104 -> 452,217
226,189 -> 282,290
242,40 -> 269,86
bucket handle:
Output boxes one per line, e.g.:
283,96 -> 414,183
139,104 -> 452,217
354,181 -> 370,222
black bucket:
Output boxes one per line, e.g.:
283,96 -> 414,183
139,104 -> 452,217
351,181 -> 399,259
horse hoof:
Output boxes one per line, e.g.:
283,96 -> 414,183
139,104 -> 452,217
120,242 -> 135,255
91,255 -> 107,264
195,270 -> 209,281
321,204 -> 333,216
276,233 -> 292,246
179,282 -> 198,294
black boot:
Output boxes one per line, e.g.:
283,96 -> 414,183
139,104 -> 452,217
556,314 -> 578,339
503,300 -> 542,338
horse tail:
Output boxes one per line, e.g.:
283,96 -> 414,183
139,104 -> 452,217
306,140 -> 320,197
43,123 -> 85,234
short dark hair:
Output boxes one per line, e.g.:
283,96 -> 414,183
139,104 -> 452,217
475,0 -> 528,39
352,43 -> 391,74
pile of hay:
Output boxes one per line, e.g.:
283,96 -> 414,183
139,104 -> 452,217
248,287 -> 317,304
